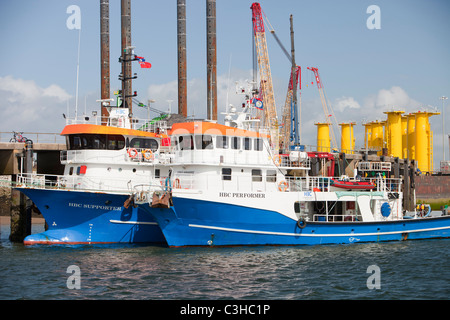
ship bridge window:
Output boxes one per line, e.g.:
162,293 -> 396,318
216,136 -> 229,149
244,137 -> 252,150
68,134 -> 125,150
107,135 -> 126,150
232,137 -> 241,150
254,138 -> 263,151
194,135 -> 214,150
130,137 -> 159,151
179,135 -> 194,151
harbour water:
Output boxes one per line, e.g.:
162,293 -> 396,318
1,220 -> 448,301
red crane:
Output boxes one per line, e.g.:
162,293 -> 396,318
251,2 -> 279,153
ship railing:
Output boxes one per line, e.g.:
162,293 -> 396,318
64,115 -> 169,134
162,150 -> 311,168
16,173 -> 159,194
161,173 -> 402,194
369,176 -> 402,193
275,154 -> 311,169
285,176 -> 331,192
60,148 -> 167,165
285,176 -> 402,193
357,161 -> 392,172
61,149 -> 130,164
166,174 -> 328,193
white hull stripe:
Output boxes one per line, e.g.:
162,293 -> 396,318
110,220 -> 158,226
188,224 -> 450,238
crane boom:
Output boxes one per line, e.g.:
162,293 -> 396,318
281,66 -> 301,151
251,2 -> 278,153
307,67 -> 338,149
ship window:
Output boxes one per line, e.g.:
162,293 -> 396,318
130,138 -> 159,151
232,137 -> 240,150
179,135 -> 194,151
254,138 -> 263,151
194,135 -> 214,150
266,170 -> 277,183
252,169 -> 262,182
107,135 -> 125,150
216,136 -> 229,149
244,137 -> 252,150
92,135 -> 106,149
222,168 -> 232,181
68,134 -> 124,150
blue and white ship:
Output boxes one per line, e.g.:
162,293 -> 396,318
16,108 -> 170,245
133,94 -> 450,247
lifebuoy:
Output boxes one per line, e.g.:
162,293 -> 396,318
142,149 -> 154,160
297,217 -> 306,229
173,178 -> 181,189
128,148 -> 138,159
278,180 -> 288,192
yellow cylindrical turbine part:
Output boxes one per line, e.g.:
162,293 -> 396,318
371,120 -> 384,155
339,122 -> 355,154
414,111 -> 439,173
363,122 -> 373,150
384,110 -> 404,158
401,115 -> 408,159
406,113 -> 416,159
315,122 -> 331,152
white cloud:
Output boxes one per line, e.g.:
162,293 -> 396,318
0,76 -> 41,103
363,86 -> 421,114
334,96 -> 361,112
0,76 -> 72,133
43,84 -> 72,101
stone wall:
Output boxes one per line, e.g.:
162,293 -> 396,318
0,175 -> 11,216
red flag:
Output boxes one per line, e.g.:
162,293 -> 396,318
139,61 -> 152,69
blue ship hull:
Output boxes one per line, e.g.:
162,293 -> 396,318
17,188 -> 165,245
145,197 -> 450,247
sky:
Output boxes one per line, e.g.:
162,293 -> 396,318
0,0 -> 449,169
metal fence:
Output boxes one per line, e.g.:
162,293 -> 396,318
0,132 -> 64,144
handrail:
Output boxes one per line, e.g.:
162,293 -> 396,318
0,132 -> 64,143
